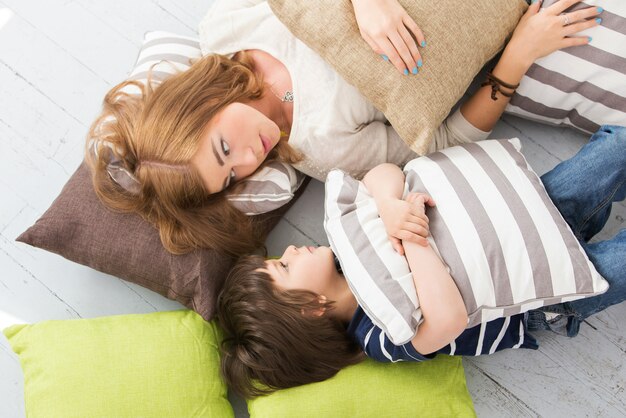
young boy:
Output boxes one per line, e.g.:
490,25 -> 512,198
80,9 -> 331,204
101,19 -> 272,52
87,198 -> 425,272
217,126 -> 626,399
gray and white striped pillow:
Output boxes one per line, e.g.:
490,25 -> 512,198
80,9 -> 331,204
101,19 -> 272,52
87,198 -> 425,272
324,139 -> 609,345
123,31 -> 304,215
506,0 -> 626,133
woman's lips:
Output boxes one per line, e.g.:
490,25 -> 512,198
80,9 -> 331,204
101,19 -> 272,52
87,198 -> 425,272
260,134 -> 271,154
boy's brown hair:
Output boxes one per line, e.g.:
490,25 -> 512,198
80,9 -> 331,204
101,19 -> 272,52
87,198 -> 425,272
217,255 -> 364,398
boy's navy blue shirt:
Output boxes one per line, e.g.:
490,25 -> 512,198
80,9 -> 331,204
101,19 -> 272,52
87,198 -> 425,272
347,306 -> 538,362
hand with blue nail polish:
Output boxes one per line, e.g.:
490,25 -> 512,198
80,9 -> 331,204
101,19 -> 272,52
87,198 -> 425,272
503,0 -> 601,69
352,0 -> 426,75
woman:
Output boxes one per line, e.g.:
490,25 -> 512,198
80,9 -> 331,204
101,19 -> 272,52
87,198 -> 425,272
86,0 -> 601,256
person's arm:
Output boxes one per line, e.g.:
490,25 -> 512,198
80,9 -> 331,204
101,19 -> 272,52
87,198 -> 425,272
363,163 -> 467,354
460,0 -> 602,132
404,240 -> 468,355
362,163 -> 432,254
351,0 -> 426,75
199,0 -> 267,55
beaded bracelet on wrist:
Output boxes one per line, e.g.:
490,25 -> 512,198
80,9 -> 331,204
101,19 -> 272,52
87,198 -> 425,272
481,71 -> 520,101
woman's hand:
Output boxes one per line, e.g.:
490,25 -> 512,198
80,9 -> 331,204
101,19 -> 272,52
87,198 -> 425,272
506,0 -> 602,69
351,0 -> 425,75
378,192 -> 435,255
459,0 -> 603,133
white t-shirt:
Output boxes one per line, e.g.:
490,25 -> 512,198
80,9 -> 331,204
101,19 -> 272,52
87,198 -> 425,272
198,0 -> 490,181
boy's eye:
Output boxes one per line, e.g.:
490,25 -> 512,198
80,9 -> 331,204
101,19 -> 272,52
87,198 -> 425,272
279,261 -> 288,272
221,139 -> 230,156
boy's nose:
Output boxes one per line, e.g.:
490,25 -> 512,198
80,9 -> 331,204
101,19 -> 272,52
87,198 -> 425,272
282,245 -> 296,259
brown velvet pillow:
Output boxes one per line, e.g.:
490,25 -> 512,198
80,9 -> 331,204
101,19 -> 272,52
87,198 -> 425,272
16,163 -> 301,320
269,0 -> 527,154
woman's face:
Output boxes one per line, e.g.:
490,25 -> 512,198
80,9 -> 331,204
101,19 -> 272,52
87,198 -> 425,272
191,102 -> 281,194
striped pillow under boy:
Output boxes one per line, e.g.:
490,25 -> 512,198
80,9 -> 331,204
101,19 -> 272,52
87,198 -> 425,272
324,139 -> 609,345
122,31 -> 304,215
506,0 -> 626,133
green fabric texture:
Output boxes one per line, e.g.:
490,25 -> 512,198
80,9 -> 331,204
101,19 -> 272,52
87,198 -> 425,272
248,355 -> 475,418
3,310 -> 233,418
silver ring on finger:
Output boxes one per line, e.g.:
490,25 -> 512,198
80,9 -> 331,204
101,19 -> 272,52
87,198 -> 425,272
561,13 -> 571,26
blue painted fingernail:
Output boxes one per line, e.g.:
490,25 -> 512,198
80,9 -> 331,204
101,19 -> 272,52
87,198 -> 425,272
381,54 -> 389,61
417,59 -> 423,67
588,36 -> 592,42
595,17 -> 602,24
420,40 -> 427,47
403,68 -> 409,75
412,67 -> 418,74
597,7 -> 603,13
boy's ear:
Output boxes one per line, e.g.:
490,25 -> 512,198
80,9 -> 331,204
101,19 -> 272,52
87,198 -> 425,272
301,295 -> 327,317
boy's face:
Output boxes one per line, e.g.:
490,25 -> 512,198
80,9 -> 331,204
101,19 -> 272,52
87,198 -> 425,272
261,245 -> 338,296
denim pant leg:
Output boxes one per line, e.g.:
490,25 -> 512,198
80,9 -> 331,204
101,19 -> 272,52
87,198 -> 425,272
562,230 -> 626,335
540,125 -> 626,241
527,125 -> 626,337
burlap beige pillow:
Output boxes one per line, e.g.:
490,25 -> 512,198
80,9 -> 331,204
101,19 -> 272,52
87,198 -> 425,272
268,0 -> 527,154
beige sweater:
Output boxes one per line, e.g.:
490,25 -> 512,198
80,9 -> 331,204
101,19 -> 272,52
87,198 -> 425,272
199,0 -> 490,181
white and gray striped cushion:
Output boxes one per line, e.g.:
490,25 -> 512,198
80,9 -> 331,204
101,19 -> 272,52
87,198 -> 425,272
325,173 -> 423,344
324,139 -> 609,345
506,0 -> 626,133
226,160 -> 306,215
122,31 -> 304,215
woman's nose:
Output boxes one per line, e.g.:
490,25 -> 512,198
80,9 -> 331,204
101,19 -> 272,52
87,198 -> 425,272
231,147 -> 259,179
235,146 -> 258,166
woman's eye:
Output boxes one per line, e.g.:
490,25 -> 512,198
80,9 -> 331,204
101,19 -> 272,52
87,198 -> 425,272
230,169 -> 236,180
221,139 -> 230,156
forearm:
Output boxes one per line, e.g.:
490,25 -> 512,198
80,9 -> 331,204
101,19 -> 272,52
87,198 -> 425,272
405,241 -> 467,354
459,0 -> 598,132
362,163 -> 405,203
459,43 -> 531,132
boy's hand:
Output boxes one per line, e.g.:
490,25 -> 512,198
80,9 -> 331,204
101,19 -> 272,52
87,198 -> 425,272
351,0 -> 425,75
378,192 -> 435,255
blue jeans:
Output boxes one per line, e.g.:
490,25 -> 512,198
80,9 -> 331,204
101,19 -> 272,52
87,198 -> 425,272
526,125 -> 626,337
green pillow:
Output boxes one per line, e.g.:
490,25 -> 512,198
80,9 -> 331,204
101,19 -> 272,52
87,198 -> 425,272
248,355 -> 475,418
3,310 -> 233,418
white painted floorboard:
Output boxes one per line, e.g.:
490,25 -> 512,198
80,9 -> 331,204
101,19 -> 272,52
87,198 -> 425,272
1,2 -> 624,417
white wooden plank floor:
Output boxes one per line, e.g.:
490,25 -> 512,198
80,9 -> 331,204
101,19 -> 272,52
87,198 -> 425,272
1,2 -> 624,417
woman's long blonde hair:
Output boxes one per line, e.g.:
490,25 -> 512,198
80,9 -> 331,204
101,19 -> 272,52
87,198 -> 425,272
86,53 -> 300,256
